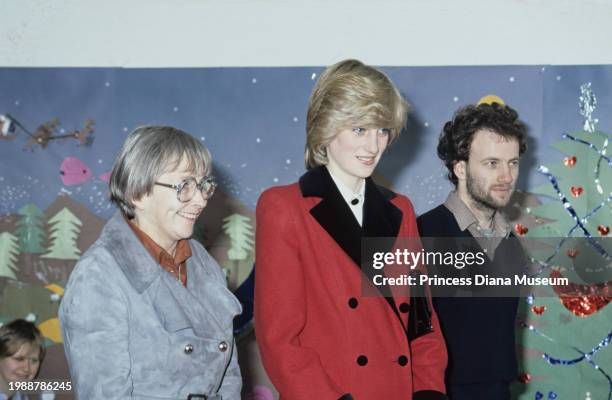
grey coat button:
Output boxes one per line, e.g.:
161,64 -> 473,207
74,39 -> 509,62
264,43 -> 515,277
218,341 -> 229,352
184,344 -> 194,354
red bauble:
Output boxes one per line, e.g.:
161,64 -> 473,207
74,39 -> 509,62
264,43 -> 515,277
517,373 -> 531,384
570,186 -> 584,197
514,223 -> 529,235
597,225 -> 610,236
566,249 -> 579,258
563,156 -> 577,167
550,270 -> 611,317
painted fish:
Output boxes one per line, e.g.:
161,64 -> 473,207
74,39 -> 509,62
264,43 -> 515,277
59,156 -> 92,186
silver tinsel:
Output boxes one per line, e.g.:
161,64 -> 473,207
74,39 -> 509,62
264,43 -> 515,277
579,82 -> 598,133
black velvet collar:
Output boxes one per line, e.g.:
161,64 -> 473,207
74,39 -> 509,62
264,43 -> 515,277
299,166 -> 401,267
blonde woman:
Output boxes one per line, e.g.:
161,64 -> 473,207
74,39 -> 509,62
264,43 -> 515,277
255,60 -> 448,400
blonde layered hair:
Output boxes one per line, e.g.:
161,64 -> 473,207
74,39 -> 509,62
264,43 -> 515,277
305,59 -> 409,169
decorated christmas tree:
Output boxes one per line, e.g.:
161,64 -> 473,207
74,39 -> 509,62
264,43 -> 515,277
41,207 -> 82,260
516,83 -> 612,400
15,203 -> 46,254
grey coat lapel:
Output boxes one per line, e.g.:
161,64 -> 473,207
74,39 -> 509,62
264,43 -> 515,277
101,212 -> 241,337
102,212 -> 162,293
152,246 -> 241,337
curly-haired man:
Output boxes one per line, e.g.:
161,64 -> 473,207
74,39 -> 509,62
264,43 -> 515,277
417,102 -> 528,400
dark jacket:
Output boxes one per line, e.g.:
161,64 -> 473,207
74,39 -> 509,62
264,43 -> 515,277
417,204 -> 523,384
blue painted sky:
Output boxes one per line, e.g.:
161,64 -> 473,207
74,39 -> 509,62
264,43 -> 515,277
1,65 -> 611,218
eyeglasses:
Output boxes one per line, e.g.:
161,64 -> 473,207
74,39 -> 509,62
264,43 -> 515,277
155,176 -> 217,202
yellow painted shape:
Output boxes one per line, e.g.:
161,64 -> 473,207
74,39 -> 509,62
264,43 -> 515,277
45,283 -> 65,296
38,318 -> 62,343
477,94 -> 505,106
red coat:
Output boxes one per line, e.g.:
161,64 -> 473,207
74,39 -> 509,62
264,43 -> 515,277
255,167 -> 448,400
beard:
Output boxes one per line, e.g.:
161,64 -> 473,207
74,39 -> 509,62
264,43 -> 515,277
466,171 -> 514,211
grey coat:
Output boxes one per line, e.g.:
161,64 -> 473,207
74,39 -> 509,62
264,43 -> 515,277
59,212 -> 242,400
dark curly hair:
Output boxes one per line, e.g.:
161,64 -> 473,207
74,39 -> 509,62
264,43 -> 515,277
437,102 -> 527,186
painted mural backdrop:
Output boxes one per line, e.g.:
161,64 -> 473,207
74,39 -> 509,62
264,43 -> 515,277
0,65 -> 610,399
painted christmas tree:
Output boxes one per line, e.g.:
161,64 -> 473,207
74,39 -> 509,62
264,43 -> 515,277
0,232 -> 19,280
41,207 -> 82,260
222,213 -> 255,288
223,213 -> 255,261
516,83 -> 612,400
15,203 -> 46,254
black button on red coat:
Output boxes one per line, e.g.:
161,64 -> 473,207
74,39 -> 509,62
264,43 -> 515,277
348,298 -> 358,308
399,302 -> 410,313
398,355 -> 408,366
356,355 -> 368,366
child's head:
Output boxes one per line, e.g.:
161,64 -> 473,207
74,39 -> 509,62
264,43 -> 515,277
0,320 -> 45,385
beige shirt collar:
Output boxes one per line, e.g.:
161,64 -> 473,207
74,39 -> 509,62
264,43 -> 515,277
443,190 -> 510,238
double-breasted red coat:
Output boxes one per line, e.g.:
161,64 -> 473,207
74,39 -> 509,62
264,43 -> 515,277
255,166 -> 448,400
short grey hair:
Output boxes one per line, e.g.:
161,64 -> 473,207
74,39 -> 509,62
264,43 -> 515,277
109,125 -> 212,218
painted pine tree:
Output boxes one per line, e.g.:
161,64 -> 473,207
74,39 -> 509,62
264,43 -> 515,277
0,232 -> 19,280
15,203 -> 46,254
222,213 -> 255,289
223,214 -> 255,260
42,207 -> 82,260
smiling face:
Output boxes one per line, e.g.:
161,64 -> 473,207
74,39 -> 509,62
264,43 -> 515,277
132,156 -> 207,254
0,343 -> 41,385
455,129 -> 520,211
326,127 -> 390,190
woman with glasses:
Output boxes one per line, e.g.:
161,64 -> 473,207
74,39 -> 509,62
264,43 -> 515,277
60,126 -> 242,399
